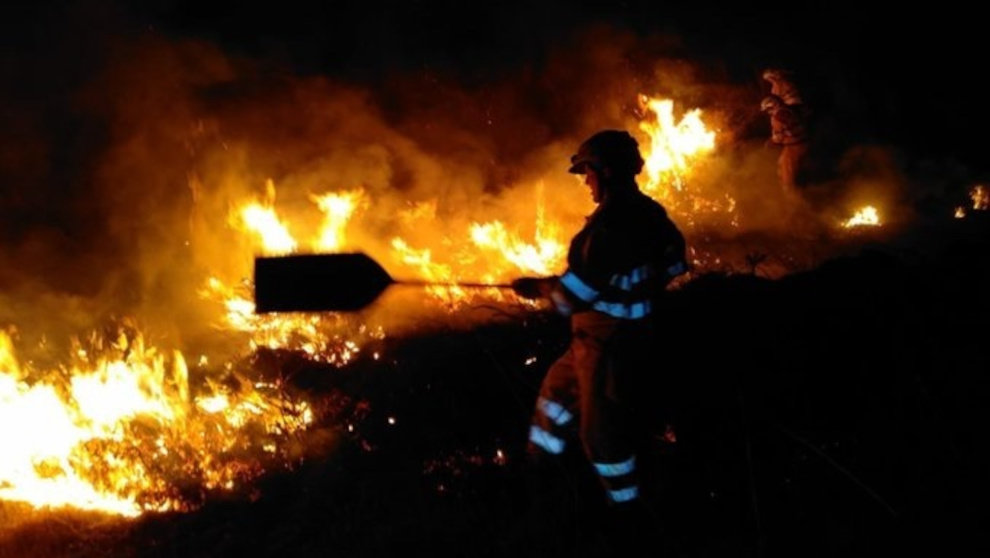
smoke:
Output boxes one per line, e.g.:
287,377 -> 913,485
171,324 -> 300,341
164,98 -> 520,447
0,8 -> 937,357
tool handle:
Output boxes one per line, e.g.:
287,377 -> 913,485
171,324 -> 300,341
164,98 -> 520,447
394,280 -> 514,289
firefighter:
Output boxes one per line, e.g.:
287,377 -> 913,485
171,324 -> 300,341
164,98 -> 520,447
762,67 -> 803,107
761,93 -> 809,191
512,130 -> 688,514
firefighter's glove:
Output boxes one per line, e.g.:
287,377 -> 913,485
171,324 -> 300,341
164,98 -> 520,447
511,277 -> 553,300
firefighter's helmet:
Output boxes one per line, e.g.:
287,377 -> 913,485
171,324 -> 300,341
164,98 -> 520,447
568,130 -> 645,176
762,67 -> 792,83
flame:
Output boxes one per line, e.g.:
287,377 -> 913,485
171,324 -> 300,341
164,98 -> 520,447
843,206 -> 881,228
469,220 -> 562,276
0,328 -> 312,516
638,95 -> 716,194
389,185 -> 565,305
236,203 -> 297,255
210,184 -> 378,364
972,185 -> 988,210
219,95 -> 720,319
1,78 -> 842,522
468,192 -> 565,277
200,276 -> 383,365
232,182 -> 366,256
635,94 -> 732,226
214,95 -> 722,318
390,238 -> 452,282
389,237 -> 468,301
312,188 -> 365,252
232,179 -> 296,255
1,94 -> 719,516
0,93 -> 723,517
950,184 -> 985,218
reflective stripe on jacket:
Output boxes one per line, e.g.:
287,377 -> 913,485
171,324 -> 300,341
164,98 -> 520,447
552,189 -> 686,319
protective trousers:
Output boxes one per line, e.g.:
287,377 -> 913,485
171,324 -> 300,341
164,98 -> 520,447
778,142 -> 809,191
528,311 -> 645,504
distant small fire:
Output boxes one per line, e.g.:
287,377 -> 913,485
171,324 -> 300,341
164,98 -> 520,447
954,185 -> 988,219
843,206 -> 881,228
972,185 -> 988,210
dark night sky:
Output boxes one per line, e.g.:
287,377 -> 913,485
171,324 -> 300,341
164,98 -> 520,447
3,0 -> 988,174
145,0 -> 990,157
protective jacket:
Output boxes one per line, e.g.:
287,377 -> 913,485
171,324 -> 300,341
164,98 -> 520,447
529,186 -> 686,505
767,103 -> 807,146
764,98 -> 810,189
550,188 -> 686,318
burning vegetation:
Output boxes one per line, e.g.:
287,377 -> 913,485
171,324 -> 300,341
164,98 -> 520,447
0,325 -> 312,516
0,86 -> 724,517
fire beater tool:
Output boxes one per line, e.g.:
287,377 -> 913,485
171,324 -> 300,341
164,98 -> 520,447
254,252 -> 514,313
